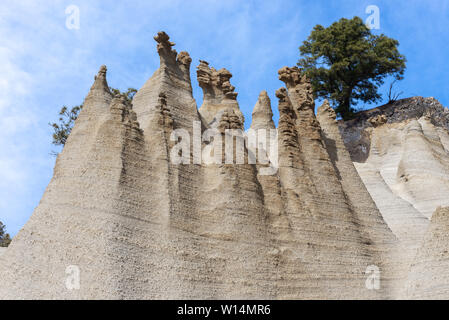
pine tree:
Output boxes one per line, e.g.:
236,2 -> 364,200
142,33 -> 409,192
0,221 -> 12,247
298,17 -> 406,120
50,87 -> 137,147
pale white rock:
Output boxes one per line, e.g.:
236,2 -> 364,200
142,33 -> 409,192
339,97 -> 449,298
406,207 -> 449,299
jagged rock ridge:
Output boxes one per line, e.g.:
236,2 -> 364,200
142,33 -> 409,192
0,32 -> 448,300
197,60 -> 244,128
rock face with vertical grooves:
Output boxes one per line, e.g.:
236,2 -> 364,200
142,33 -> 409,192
1,32 -> 449,299
0,66 -> 145,299
406,207 -> 449,299
316,100 -> 400,296
339,97 -> 449,298
272,67 -> 391,299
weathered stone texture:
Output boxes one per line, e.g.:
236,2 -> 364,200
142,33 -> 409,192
406,207 -> 449,299
1,32 -> 449,300
339,97 -> 449,298
197,60 -> 244,128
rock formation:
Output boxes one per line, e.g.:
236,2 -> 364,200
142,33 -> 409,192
0,32 -> 448,300
250,90 -> 275,131
272,68 -> 396,299
0,66 -> 144,299
197,60 -> 244,128
339,97 -> 449,298
405,207 -> 449,299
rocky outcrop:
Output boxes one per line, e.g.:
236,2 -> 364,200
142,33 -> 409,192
339,97 -> 449,298
132,31 -> 197,130
250,90 -> 275,131
340,97 -> 449,162
406,207 -> 449,299
249,90 -> 277,175
197,60 -> 244,128
1,31 -> 449,300
273,67 -> 396,299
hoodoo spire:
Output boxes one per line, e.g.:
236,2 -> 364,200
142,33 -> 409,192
197,60 -> 244,128
316,99 -> 336,119
154,31 -> 178,67
250,90 -> 275,130
6,33 -> 445,300
132,31 -> 198,131
89,65 -> 111,95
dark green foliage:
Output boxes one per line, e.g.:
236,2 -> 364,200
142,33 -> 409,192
50,87 -> 137,147
298,17 -> 406,120
50,105 -> 82,147
0,221 -> 11,247
110,87 -> 137,103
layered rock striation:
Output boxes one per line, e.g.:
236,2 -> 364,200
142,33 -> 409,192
405,207 -> 449,299
1,32 -> 448,300
197,60 -> 244,128
339,97 -> 449,298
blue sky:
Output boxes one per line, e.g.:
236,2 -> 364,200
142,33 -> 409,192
1,0 -> 448,236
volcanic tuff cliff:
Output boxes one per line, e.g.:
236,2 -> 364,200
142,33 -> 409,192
0,32 -> 448,299
338,97 -> 449,298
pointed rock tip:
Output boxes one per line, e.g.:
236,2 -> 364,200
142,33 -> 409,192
154,31 -> 174,46
251,90 -> 275,130
317,100 -> 336,120
253,90 -> 272,114
153,33 -> 191,69
90,64 -> 111,94
218,68 -> 232,78
154,31 -> 179,66
177,51 -> 192,66
197,61 -> 237,100
259,90 -> 268,97
97,65 -> 107,77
